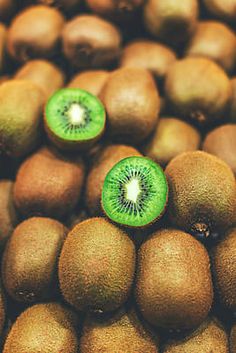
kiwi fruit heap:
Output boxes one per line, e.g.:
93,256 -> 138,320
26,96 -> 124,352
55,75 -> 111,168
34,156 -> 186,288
68,70 -> 110,97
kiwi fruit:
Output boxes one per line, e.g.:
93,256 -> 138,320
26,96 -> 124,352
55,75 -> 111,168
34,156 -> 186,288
80,308 -> 159,353
38,0 -> 80,13
0,79 -> 44,158
144,117 -> 201,167
13,146 -> 85,219
163,317 -> 229,353
0,23 -> 6,73
3,302 -> 79,353
230,77 -> 236,123
68,70 -> 110,97
85,144 -> 142,215
186,21 -> 236,73
165,151 -> 236,238
230,324 -> 236,353
203,124 -> 236,175
0,0 -> 15,21
59,217 -> 136,313
135,228 -> 213,330
15,59 -> 65,100
143,0 -> 199,47
2,217 -> 67,303
7,5 -> 65,62
0,284 -> 6,338
62,15 -> 121,69
102,156 -> 168,228
44,88 -> 106,151
100,67 -> 160,143
203,0 -> 236,23
165,57 -> 232,126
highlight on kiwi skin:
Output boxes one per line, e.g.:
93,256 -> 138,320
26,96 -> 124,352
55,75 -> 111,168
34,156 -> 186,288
44,88 -> 106,151
102,156 -> 168,228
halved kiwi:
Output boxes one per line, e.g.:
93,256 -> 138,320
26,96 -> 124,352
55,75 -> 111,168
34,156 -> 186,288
102,156 -> 168,227
44,88 -> 106,151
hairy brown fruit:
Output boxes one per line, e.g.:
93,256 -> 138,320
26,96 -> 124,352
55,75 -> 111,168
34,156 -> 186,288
0,23 -> 6,73
68,70 -> 109,96
203,0 -> 236,23
0,284 -> 6,338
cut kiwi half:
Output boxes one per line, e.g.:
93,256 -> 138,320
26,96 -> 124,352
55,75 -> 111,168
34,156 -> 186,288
102,156 -> 168,227
44,88 -> 106,151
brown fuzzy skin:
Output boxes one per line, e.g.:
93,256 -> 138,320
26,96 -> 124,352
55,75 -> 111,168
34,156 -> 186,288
0,80 -> 44,158
15,60 -> 65,100
120,40 -> 176,82
165,57 -> 232,126
62,15 -> 121,69
85,144 -> 141,216
100,67 -> 160,143
165,151 -> 236,237
0,23 -> 6,73
0,284 -> 6,338
144,0 -> 199,46
211,228 -> 236,312
186,21 -> 236,73
13,146 -> 85,220
0,0 -> 15,21
59,217 -> 136,313
7,5 -> 65,62
203,124 -> 236,175
230,77 -> 236,123
2,217 -> 67,304
135,229 -> 213,330
203,0 -> 236,23
0,180 -> 18,249
163,317 -> 229,353
80,308 -> 159,353
3,303 -> 79,353
38,0 -> 80,12
68,70 -> 110,97
144,117 -> 201,167
230,324 -> 236,353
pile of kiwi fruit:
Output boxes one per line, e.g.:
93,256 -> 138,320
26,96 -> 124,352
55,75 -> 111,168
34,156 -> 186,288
0,0 -> 235,352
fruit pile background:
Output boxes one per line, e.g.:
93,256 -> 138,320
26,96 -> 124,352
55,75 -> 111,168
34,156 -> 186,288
0,0 -> 236,352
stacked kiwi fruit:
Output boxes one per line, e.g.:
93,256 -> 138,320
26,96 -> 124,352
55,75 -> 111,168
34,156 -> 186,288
0,0 -> 235,352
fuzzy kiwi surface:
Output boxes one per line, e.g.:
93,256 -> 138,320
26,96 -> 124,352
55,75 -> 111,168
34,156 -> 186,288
0,0 -> 15,21
3,303 -> 79,353
230,77 -> 236,123
0,284 -> 6,339
2,217 -> 67,304
165,151 -> 236,239
62,15 -> 121,68
203,0 -> 236,23
100,67 -> 160,143
0,23 -> 6,73
68,70 -> 110,97
59,217 -> 136,313
13,146 -> 85,220
7,5 -> 65,62
230,324 -> 236,353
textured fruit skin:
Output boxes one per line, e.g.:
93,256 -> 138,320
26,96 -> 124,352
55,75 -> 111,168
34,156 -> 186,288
135,229 -> 213,330
3,303 -> 79,353
0,23 -> 6,73
100,67 -> 160,143
230,324 -> 236,353
0,284 -> 6,338
163,317 -> 229,353
68,70 -> 109,97
14,147 -> 85,219
211,228 -> 236,312
230,77 -> 236,123
59,217 -> 136,313
80,308 -> 159,353
203,124 -> 236,175
7,5 -> 65,62
85,144 -> 142,215
2,217 -> 67,303
165,151 -> 236,236
203,0 -> 236,22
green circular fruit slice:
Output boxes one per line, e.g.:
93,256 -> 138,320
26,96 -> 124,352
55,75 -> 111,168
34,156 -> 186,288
45,88 -> 106,148
102,156 -> 168,227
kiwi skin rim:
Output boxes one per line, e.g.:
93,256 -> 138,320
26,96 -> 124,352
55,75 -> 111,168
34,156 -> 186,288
44,88 -> 106,151
101,156 -> 169,229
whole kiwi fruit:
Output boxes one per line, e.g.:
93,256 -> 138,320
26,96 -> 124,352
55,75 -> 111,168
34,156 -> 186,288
0,23 -> 6,73
165,151 -> 236,238
144,117 -> 201,167
143,0 -> 199,47
85,144 -> 141,215
230,324 -> 236,353
186,21 -> 236,73
59,217 -> 136,313
62,15 -> 121,69
100,67 -> 160,143
163,317 -> 229,353
0,79 -> 44,158
68,70 -> 110,97
15,59 -> 65,100
7,5 -> 65,62
120,40 -> 177,83
135,228 -> 213,330
80,308 -> 159,353
203,0 -> 236,23
0,0 -> 15,21
13,146 -> 85,220
165,57 -> 232,126
2,217 -> 67,304
3,302 -> 79,353
230,77 -> 236,123
203,124 -> 236,175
